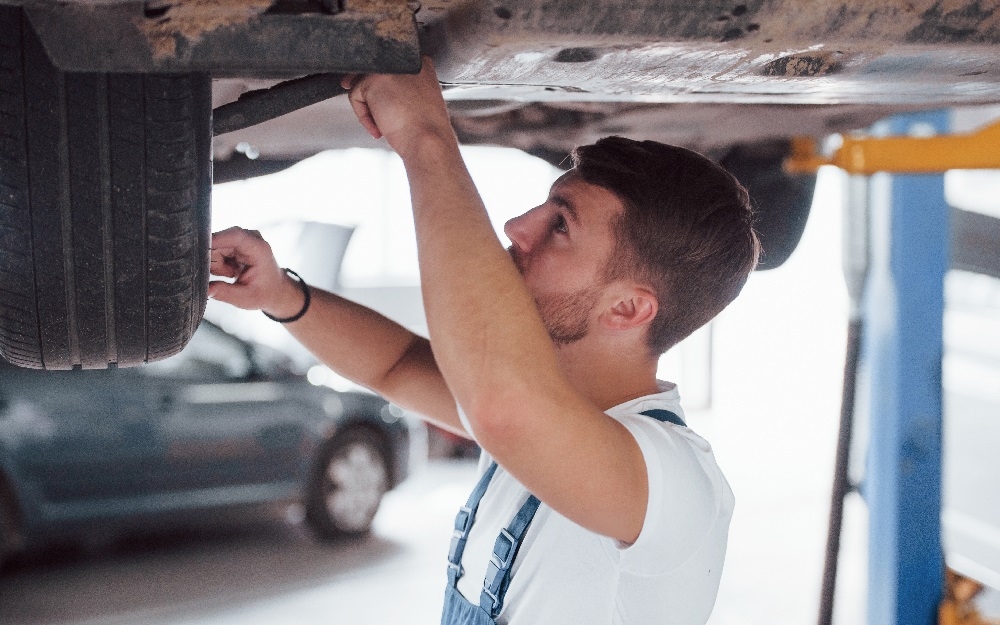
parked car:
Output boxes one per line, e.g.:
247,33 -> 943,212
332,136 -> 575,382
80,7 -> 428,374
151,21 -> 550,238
0,320 -> 418,566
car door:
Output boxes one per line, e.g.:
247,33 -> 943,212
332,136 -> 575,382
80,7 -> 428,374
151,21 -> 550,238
2,365 -> 165,524
140,323 -> 310,501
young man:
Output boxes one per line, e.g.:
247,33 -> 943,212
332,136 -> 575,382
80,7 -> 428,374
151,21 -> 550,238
209,59 -> 759,624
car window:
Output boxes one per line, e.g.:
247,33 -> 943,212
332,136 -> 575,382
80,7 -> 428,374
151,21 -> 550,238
144,324 -> 252,380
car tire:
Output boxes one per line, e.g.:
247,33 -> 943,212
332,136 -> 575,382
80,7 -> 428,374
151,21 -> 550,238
0,8 -> 211,370
720,141 -> 817,271
305,426 -> 391,540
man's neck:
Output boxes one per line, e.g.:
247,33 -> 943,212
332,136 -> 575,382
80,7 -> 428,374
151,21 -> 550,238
554,339 -> 662,411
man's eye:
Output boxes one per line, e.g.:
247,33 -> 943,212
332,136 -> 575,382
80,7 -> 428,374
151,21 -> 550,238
553,214 -> 568,234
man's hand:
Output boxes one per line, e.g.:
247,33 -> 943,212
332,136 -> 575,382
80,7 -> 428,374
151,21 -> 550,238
342,58 -> 454,158
210,227 -> 466,435
209,227 -> 305,319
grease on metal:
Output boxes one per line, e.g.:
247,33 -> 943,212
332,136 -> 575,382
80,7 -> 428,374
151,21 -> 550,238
136,0 -> 275,59
748,0 -> 1000,50
762,51 -> 843,76
135,0 -> 415,60
906,0 -> 1000,43
553,47 -> 601,62
344,0 -> 417,43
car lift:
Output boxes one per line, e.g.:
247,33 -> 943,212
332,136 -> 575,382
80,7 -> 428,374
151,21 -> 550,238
787,112 -> 1000,625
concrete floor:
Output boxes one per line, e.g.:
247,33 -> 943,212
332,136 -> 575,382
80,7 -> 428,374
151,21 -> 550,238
0,456 -> 872,625
0,460 -> 479,625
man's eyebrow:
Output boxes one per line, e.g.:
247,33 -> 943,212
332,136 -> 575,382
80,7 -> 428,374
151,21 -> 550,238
549,192 -> 580,223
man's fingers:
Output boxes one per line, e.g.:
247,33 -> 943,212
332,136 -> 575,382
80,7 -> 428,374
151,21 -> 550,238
341,73 -> 360,90
351,98 -> 382,139
208,280 -> 259,310
208,280 -> 253,309
347,81 -> 383,140
210,226 -> 249,248
208,280 -> 236,304
211,226 -> 264,250
210,248 -> 241,278
209,247 -> 250,280
206,226 -> 290,313
210,227 -> 273,275
207,280 -> 224,300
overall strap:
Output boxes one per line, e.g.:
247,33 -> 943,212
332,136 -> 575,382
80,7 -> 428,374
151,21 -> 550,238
447,461 -> 499,587
479,493 -> 542,618
640,408 -> 687,427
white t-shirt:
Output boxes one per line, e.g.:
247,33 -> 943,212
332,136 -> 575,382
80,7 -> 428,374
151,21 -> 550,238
453,381 -> 734,625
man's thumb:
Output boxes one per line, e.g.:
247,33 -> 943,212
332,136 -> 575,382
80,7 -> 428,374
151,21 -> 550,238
208,280 -> 255,310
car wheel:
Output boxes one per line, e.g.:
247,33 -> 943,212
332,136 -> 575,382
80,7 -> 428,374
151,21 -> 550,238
0,7 -> 211,370
720,140 -> 817,271
305,427 -> 391,540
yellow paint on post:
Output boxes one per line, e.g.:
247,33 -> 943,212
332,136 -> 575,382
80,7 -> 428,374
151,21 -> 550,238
785,120 -> 1000,175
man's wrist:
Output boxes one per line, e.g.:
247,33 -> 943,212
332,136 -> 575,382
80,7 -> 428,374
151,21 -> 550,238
392,124 -> 459,164
262,270 -> 309,321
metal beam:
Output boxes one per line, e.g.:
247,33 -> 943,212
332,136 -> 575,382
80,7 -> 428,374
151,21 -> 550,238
951,207 -> 1000,281
786,120 -> 1000,175
862,111 -> 947,625
213,73 -> 347,136
24,1 -> 420,75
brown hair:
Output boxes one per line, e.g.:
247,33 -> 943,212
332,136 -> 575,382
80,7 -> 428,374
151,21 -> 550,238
572,136 -> 760,355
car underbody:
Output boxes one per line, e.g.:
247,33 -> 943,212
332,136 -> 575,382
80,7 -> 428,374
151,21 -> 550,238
1,0 -> 999,369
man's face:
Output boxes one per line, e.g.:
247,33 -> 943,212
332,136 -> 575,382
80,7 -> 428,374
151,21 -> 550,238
504,173 -> 623,345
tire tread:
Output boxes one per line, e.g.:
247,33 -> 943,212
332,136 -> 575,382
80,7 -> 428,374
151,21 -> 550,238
0,7 -> 210,370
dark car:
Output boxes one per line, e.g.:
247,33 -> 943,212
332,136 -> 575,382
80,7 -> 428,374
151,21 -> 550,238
0,320 -> 417,565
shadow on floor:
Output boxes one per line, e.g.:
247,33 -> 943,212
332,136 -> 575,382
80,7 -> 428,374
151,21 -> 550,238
0,518 -> 404,625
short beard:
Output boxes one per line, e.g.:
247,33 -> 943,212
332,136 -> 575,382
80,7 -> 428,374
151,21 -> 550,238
536,285 -> 602,346
509,245 -> 601,346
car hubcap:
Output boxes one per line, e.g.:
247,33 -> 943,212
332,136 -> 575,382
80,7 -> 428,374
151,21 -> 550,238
325,440 -> 388,531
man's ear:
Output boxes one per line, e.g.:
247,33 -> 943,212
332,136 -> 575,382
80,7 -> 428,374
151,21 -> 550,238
599,285 -> 658,331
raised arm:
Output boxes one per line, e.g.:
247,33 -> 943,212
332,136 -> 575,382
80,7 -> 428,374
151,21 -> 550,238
343,61 -> 654,543
208,227 -> 465,436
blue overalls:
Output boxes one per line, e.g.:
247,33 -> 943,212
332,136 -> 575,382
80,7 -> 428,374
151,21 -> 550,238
440,409 -> 686,625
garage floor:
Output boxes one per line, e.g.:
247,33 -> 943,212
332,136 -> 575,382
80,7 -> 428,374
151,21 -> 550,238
0,455 -> 870,625
0,460 -> 479,625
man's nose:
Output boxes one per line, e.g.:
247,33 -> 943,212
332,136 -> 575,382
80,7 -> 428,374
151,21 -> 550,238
503,208 -> 541,253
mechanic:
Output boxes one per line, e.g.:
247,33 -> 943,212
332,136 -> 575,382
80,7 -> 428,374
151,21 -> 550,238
208,58 -> 758,625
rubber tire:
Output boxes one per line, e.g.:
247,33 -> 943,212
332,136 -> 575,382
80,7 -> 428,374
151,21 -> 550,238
0,8 -> 211,369
305,427 -> 391,541
720,141 -> 817,271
